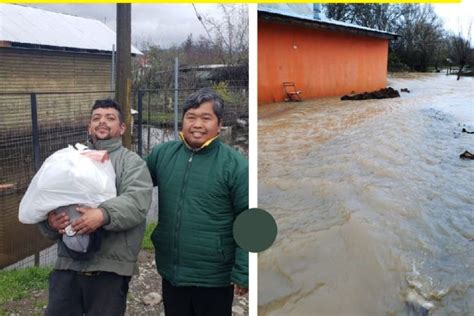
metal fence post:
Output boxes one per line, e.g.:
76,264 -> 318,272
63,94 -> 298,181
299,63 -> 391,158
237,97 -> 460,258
137,90 -> 143,157
111,44 -> 116,94
30,93 -> 41,266
174,57 -> 179,139
30,93 -> 40,172
147,92 -> 151,154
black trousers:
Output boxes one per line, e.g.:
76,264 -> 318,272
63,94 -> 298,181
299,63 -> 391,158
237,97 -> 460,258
44,269 -> 131,316
162,278 -> 234,316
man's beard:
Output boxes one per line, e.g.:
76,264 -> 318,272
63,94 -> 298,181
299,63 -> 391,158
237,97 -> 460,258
92,125 -> 112,141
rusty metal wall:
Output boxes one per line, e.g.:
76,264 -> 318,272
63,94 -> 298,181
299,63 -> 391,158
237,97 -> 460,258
258,20 -> 389,104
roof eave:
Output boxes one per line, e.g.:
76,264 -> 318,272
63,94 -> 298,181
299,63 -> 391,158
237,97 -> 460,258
2,41 -> 141,56
259,11 -> 399,41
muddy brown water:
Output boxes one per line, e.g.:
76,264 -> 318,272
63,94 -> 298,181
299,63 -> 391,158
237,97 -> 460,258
258,73 -> 474,315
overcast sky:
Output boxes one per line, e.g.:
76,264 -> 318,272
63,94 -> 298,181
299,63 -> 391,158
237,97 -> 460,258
434,1 -> 473,40
30,3 -> 473,47
30,4 -> 223,49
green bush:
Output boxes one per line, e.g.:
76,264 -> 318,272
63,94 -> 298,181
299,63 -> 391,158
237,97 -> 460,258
212,82 -> 234,104
142,112 -> 174,125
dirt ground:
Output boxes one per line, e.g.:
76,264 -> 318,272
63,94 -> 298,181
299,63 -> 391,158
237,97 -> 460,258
2,250 -> 248,316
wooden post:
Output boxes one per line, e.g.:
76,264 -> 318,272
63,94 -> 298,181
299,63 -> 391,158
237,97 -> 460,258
116,4 -> 132,149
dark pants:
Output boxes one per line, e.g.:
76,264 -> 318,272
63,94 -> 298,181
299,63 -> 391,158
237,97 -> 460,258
44,269 -> 131,316
162,278 -> 234,316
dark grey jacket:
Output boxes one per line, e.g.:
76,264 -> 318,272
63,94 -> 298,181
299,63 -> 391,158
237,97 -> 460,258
39,138 -> 153,276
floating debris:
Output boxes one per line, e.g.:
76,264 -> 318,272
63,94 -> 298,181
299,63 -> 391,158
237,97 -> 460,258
341,87 -> 400,100
460,151 -> 474,159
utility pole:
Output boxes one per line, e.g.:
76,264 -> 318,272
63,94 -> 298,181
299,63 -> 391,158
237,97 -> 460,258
116,4 -> 132,149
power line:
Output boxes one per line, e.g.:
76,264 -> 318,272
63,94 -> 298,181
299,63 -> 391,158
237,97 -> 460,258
192,4 -> 213,41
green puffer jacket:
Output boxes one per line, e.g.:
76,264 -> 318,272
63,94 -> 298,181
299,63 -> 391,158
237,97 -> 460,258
39,138 -> 153,276
145,137 -> 248,288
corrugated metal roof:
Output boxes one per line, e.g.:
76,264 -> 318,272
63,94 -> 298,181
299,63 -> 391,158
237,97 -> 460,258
0,4 -> 141,55
259,4 -> 315,20
258,4 -> 398,38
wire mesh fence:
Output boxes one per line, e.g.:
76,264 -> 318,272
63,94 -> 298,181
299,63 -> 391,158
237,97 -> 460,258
2,244 -> 57,271
134,86 -> 248,157
0,86 -> 248,270
0,91 -> 113,269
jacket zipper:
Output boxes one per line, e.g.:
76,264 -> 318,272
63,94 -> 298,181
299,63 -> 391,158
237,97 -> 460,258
173,151 -> 194,282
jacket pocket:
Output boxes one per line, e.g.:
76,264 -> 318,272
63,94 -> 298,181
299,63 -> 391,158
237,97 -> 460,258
218,236 -> 236,264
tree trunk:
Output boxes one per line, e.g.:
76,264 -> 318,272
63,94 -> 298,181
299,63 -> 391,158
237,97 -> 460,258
457,64 -> 464,80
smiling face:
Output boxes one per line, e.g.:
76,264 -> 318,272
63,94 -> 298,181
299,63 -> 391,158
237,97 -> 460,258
88,107 -> 125,141
182,101 -> 222,148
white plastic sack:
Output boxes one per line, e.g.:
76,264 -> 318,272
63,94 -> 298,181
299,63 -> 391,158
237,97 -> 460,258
19,144 -> 116,224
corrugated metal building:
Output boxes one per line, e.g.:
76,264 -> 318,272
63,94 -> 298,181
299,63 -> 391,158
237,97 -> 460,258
258,4 -> 398,104
0,4 -> 140,94
0,4 -> 141,130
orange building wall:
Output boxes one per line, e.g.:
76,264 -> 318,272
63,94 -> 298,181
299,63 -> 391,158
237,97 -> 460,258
258,20 -> 389,104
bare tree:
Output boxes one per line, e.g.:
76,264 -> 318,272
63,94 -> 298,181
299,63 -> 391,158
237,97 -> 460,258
325,4 -> 352,23
200,4 -> 249,65
180,34 -> 220,66
325,4 -> 444,72
132,5 -> 249,90
132,42 -> 180,90
448,23 -> 472,80
324,4 -> 403,32
398,5 -> 444,71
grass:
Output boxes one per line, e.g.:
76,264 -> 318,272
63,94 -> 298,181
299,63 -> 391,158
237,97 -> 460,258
0,266 -> 51,307
34,299 -> 48,309
142,222 -> 157,251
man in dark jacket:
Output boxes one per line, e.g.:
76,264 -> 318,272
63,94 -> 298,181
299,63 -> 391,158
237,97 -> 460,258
39,99 -> 153,315
145,88 -> 248,316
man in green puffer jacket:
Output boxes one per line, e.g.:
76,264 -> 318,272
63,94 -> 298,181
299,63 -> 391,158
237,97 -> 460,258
39,99 -> 153,315
145,88 -> 248,316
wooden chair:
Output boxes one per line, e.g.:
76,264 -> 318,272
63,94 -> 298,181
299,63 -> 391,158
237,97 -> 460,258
283,82 -> 302,102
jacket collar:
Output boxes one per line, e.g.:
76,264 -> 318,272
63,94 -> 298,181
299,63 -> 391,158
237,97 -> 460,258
179,132 -> 220,153
87,137 -> 123,153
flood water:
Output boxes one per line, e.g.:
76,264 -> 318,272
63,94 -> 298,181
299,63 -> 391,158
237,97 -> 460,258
258,73 -> 474,315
